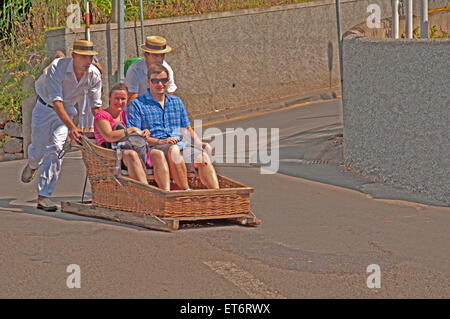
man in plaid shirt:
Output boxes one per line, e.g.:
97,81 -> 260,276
126,63 -> 219,190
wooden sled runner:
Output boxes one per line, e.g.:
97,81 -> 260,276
61,136 -> 261,231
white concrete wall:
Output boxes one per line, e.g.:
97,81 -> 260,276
342,35 -> 449,205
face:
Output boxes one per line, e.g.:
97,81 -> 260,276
109,89 -> 128,113
144,52 -> 165,65
72,53 -> 94,73
147,71 -> 169,96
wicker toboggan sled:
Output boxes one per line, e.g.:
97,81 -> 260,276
60,136 -> 261,231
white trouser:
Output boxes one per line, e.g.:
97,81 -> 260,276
79,95 -> 94,129
27,101 -> 76,197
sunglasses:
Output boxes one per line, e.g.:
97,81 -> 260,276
149,78 -> 169,84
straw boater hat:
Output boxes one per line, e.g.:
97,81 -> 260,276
70,39 -> 98,55
140,36 -> 172,54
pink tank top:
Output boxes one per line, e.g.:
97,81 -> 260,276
93,109 -> 126,146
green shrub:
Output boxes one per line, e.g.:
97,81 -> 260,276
412,25 -> 449,39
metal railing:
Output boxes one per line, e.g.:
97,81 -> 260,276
393,0 -> 429,39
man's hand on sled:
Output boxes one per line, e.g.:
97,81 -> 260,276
69,127 -> 83,144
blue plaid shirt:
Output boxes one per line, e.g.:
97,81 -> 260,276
126,90 -> 190,140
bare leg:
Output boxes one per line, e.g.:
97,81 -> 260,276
194,152 -> 219,189
167,145 -> 189,190
122,150 -> 148,184
150,149 -> 170,191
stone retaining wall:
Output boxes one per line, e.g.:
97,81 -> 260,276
0,118 -> 24,162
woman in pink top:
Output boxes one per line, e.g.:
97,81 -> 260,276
94,83 -> 170,190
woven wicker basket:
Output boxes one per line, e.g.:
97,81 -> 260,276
80,138 -> 254,218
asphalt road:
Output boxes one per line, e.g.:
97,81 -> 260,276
0,98 -> 449,299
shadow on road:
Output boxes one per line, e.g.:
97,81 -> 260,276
0,197 -> 244,232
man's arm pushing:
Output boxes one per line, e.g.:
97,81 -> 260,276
53,101 -> 82,143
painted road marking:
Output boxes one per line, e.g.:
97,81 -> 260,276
203,261 -> 286,299
428,6 -> 450,13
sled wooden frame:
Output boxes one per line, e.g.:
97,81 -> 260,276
60,201 -> 260,232
60,136 -> 261,231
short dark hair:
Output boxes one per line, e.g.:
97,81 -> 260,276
147,63 -> 169,80
109,82 -> 128,98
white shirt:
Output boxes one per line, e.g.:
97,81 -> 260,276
125,58 -> 177,95
35,57 -> 102,115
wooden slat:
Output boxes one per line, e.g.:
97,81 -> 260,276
60,201 -> 177,232
164,213 -> 253,221
231,216 -> 262,227
60,201 -> 261,230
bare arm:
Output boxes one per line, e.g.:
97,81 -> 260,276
95,119 -> 144,143
184,125 -> 203,146
151,136 -> 178,146
183,125 -> 212,155
146,136 -> 161,146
